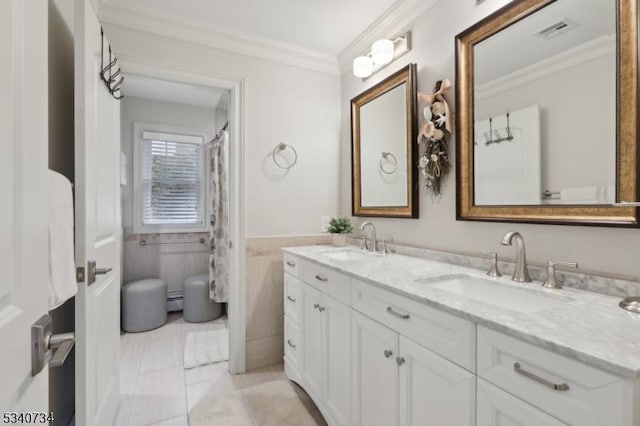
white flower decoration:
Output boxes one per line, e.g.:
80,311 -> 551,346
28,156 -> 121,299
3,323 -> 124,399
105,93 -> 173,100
432,129 -> 444,140
422,106 -> 432,122
431,101 -> 446,115
418,122 -> 436,141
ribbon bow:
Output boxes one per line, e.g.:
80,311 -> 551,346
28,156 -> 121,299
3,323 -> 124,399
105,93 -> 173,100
418,79 -> 453,132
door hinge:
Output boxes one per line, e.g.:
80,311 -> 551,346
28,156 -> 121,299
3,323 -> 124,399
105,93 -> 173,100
76,267 -> 85,283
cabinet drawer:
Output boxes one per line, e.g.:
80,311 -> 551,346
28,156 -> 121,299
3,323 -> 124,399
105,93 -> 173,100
352,279 -> 476,372
284,316 -> 300,370
477,378 -> 565,426
283,254 -> 300,278
300,260 -> 351,304
284,274 -> 301,323
477,326 -> 632,426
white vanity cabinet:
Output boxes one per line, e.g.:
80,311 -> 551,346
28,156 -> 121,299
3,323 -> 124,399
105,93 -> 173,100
289,265 -> 352,426
283,251 -> 640,426
351,311 -> 476,426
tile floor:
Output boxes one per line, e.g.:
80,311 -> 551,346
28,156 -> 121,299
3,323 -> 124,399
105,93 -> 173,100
114,313 -> 325,426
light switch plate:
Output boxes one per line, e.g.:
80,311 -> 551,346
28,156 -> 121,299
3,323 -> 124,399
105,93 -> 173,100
321,216 -> 331,233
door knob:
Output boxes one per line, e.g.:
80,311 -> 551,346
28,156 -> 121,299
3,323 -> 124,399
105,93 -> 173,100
31,314 -> 75,376
87,260 -> 112,285
384,349 -> 393,358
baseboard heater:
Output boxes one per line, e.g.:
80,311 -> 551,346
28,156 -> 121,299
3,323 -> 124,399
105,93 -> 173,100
168,291 -> 183,312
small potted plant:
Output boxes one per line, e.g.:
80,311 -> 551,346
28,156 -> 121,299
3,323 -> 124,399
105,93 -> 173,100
326,217 -> 353,246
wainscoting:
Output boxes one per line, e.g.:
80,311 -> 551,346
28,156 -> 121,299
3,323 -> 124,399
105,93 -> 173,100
123,229 -> 210,296
245,234 -> 335,370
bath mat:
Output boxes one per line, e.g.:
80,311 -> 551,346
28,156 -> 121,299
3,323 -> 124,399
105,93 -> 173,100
184,328 -> 229,369
188,379 -> 324,426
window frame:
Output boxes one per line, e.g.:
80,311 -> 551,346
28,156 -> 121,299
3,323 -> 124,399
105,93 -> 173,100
133,122 -> 210,234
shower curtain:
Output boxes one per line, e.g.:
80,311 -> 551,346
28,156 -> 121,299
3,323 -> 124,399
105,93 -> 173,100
209,128 -> 229,303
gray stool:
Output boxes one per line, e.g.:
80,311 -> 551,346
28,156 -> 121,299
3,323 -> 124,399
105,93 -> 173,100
183,274 -> 222,323
121,278 -> 167,332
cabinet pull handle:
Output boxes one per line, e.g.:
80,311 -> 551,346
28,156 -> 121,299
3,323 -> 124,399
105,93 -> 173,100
384,349 -> 393,358
286,261 -> 296,267
513,363 -> 569,391
318,306 -> 325,312
315,274 -> 328,282
386,306 -> 410,320
287,339 -> 296,348
396,357 -> 405,366
287,295 -> 296,302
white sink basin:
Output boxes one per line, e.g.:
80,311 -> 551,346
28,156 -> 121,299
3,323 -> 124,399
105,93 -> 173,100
422,274 -> 572,313
322,248 -> 372,261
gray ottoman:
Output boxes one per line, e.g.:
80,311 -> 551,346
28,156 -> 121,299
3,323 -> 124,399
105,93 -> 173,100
183,274 -> 222,323
121,278 -> 167,332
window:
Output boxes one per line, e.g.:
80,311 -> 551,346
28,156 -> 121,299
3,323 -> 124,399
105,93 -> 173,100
134,124 -> 207,233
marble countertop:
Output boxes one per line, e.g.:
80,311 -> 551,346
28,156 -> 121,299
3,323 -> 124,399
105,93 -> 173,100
282,245 -> 640,379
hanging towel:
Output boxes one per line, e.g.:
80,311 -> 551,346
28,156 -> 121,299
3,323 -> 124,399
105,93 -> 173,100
560,186 -> 599,202
48,170 -> 77,309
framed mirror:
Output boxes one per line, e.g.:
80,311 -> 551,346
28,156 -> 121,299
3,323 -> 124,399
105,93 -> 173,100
456,0 -> 639,226
351,63 -> 418,218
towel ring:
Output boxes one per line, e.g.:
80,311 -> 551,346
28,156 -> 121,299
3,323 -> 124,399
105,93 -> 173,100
379,152 -> 398,174
272,143 -> 298,170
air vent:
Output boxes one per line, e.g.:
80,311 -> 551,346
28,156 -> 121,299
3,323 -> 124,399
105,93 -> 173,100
536,19 -> 575,38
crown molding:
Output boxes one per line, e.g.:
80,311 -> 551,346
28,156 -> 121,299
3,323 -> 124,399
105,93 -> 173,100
97,0 -> 340,75
475,35 -> 616,99
337,0 -> 439,75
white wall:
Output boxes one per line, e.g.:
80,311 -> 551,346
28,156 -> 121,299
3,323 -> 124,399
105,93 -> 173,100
120,96 -> 217,228
340,0 -> 640,280
106,25 -> 342,237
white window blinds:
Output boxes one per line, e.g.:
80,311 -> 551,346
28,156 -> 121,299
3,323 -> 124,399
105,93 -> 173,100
141,131 -> 205,226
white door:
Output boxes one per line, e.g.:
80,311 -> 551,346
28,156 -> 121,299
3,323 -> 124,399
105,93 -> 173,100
322,295 -> 351,426
301,282 -> 323,399
477,379 -> 565,426
0,0 -> 50,414
351,312 -> 399,426
398,336 -> 476,426
74,0 -> 122,424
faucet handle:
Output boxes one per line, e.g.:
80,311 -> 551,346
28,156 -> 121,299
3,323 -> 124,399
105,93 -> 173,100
479,251 -> 501,277
542,260 -> 578,289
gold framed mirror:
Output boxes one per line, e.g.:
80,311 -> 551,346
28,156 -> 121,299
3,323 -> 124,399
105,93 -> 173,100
455,0 -> 639,226
351,64 -> 418,218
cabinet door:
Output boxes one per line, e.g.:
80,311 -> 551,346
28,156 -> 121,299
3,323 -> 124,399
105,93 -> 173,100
399,336 -> 476,426
301,282 -> 323,399
477,379 -> 566,426
322,294 -> 352,426
352,312 -> 399,426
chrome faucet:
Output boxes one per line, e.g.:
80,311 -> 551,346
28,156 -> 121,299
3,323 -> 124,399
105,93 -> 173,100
360,222 -> 377,253
500,231 -> 532,283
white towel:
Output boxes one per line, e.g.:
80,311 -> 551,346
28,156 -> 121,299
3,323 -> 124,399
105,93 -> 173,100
48,170 -> 77,309
560,186 -> 599,202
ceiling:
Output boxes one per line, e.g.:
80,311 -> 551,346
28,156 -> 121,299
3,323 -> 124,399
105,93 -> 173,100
475,0 -> 615,84
101,0 -> 400,56
121,74 -> 229,110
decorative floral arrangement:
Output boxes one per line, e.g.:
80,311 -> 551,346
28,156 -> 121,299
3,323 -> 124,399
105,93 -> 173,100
417,79 -> 453,196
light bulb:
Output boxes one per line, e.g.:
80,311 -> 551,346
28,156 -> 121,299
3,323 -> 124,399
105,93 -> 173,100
371,39 -> 394,65
353,56 -> 373,78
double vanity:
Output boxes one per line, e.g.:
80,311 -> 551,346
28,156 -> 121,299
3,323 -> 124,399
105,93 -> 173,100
282,243 -> 640,426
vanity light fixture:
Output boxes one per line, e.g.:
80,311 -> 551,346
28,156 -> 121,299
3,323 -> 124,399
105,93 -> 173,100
353,56 -> 374,78
352,31 -> 412,79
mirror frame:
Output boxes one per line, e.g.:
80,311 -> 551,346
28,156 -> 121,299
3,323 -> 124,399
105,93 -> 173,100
351,63 -> 418,218
455,0 -> 639,227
